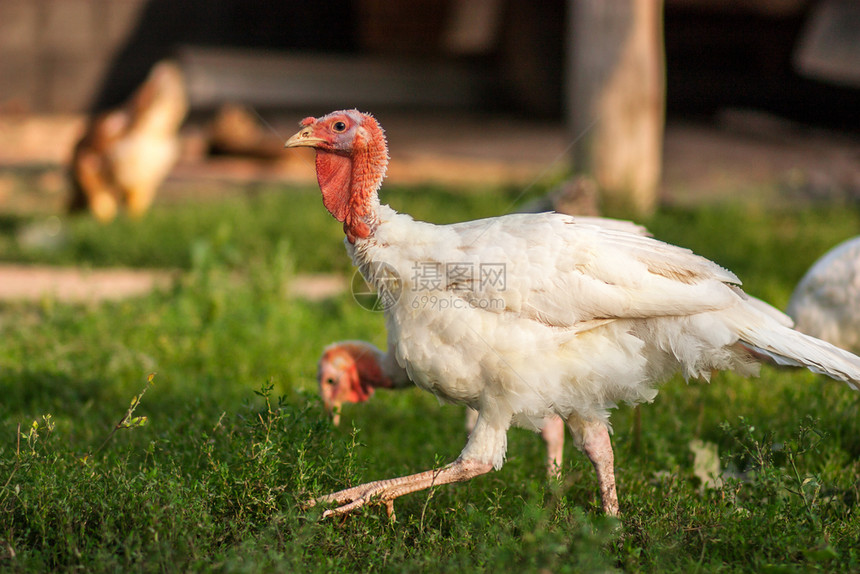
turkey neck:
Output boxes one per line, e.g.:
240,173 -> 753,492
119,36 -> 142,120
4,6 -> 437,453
316,128 -> 387,244
342,342 -> 396,391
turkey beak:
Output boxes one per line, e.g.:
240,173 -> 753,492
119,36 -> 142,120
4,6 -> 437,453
323,398 -> 342,427
285,126 -> 325,148
328,403 -> 342,427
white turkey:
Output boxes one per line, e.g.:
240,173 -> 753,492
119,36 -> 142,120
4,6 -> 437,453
317,218 -> 651,477
317,340 -> 566,476
787,236 -> 860,353
286,110 -> 860,518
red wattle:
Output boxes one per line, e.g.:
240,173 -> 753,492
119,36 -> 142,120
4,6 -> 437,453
315,152 -> 352,222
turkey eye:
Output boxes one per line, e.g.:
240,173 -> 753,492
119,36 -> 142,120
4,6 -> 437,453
326,377 -> 336,385
332,121 -> 347,132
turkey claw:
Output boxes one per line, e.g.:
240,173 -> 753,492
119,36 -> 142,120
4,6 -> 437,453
305,459 -> 492,521
308,482 -> 396,520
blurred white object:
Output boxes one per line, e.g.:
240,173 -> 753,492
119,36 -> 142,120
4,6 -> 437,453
787,236 -> 860,352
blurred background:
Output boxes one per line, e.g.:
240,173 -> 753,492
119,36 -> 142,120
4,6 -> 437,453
0,0 -> 858,243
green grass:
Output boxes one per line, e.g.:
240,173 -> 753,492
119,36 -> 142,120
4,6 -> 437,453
0,183 -> 529,274
1,183 -> 859,572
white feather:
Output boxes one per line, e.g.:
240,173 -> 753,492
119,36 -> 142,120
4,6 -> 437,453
347,207 -> 860,469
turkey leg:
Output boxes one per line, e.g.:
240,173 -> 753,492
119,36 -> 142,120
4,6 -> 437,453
310,412 -> 507,518
308,458 -> 493,519
541,415 -> 566,479
466,408 -> 566,478
567,417 -> 620,516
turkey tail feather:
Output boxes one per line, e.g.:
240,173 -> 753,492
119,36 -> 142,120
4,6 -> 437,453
740,322 -> 860,391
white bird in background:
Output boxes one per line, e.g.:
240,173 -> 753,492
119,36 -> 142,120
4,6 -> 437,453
787,236 -> 860,353
287,110 -> 860,519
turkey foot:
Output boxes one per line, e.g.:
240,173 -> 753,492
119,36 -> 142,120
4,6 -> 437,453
309,458 -> 493,519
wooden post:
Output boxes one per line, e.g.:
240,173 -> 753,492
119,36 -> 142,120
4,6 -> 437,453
566,0 -> 665,216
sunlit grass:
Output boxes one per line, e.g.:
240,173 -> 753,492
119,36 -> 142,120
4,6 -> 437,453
0,183 -> 858,572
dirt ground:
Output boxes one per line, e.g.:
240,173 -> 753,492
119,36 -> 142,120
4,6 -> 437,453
0,109 -> 858,302
0,265 -> 345,303
0,265 -> 176,303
